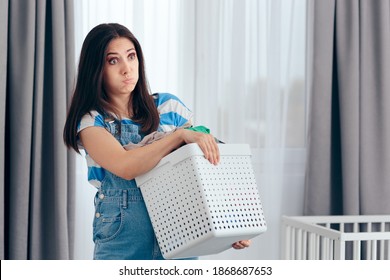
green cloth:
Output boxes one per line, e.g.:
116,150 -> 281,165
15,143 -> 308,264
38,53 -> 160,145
185,125 -> 210,134
185,125 -> 224,143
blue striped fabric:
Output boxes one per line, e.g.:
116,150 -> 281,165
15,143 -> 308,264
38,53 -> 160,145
77,93 -> 193,188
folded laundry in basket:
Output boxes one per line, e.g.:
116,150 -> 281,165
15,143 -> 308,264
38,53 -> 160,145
123,129 -> 177,150
185,125 -> 210,134
124,125 -> 223,150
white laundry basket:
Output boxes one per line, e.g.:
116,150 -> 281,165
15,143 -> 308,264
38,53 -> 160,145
282,215 -> 390,260
135,143 -> 267,259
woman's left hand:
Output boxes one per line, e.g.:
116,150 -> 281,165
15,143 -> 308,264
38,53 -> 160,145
232,240 -> 251,249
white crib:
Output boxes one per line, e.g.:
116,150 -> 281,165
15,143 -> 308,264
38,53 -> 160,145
282,215 -> 390,260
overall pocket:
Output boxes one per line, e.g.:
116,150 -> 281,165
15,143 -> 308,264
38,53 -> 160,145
93,196 -> 124,243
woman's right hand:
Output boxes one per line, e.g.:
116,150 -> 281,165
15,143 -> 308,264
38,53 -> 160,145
179,129 -> 220,165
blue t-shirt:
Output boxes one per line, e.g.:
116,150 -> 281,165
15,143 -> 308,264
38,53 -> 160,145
77,93 -> 193,188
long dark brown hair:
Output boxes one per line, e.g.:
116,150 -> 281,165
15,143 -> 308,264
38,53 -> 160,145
63,23 -> 159,153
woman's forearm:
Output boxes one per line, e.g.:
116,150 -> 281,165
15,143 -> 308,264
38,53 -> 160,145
80,127 -> 219,181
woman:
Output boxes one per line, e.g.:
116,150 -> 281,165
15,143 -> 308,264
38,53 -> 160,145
63,23 -> 250,259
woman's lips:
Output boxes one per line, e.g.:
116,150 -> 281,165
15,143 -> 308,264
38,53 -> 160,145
123,78 -> 135,84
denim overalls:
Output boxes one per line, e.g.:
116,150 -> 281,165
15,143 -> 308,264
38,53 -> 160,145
92,120 -> 165,260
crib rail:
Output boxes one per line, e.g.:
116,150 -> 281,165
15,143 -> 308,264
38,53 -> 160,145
282,215 -> 390,260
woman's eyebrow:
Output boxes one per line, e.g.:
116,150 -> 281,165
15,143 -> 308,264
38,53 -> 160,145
106,48 -> 135,56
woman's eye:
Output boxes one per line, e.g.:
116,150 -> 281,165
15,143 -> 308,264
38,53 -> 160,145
108,58 -> 118,65
129,53 -> 136,60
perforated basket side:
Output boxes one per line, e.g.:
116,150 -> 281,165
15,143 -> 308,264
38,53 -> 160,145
139,155 -> 213,258
198,154 -> 267,236
136,143 -> 267,258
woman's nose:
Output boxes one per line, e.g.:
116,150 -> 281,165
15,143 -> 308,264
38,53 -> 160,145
122,62 -> 132,75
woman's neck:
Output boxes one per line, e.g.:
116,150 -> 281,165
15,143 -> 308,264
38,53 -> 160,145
109,95 -> 132,118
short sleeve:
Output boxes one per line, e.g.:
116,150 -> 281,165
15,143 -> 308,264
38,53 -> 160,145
154,93 -> 194,131
77,111 -> 105,133
76,111 -> 106,149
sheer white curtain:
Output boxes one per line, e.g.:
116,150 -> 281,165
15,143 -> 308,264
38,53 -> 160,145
73,0 -> 307,260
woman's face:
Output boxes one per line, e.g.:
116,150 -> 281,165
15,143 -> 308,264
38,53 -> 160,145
102,37 -> 139,99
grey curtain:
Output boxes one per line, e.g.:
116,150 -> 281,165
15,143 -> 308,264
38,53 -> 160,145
0,0 -> 76,259
304,0 -> 390,215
